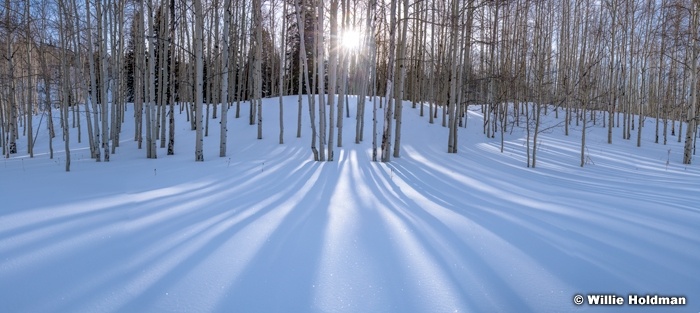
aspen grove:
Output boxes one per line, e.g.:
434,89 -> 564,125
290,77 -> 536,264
1,0 -> 698,168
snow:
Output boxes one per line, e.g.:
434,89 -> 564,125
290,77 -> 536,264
1,97 -> 699,312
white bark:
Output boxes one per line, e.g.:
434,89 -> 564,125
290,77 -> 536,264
220,0 -> 231,157
194,0 -> 205,161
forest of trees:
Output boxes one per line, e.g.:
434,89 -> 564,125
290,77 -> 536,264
0,0 -> 698,171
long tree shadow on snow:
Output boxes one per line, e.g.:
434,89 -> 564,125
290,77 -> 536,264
382,144 -> 700,312
0,144 -> 333,312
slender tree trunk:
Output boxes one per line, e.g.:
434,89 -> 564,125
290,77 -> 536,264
220,0 -> 231,156
278,0 -> 286,145
327,0 -> 338,160
317,0 -> 326,161
5,0 -> 16,155
194,0 -> 205,161
683,1 -> 699,164
380,0 -> 397,162
254,0 -> 263,140
58,0 -> 70,171
167,0 -> 176,155
447,0 -> 459,154
97,0 -> 110,161
294,0 -> 318,160
393,0 -> 409,158
25,0 -> 34,157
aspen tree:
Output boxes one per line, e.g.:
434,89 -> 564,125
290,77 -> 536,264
278,0 -> 287,145
194,0 -> 205,161
58,0 -> 70,171
380,0 -> 397,162
294,0 -> 319,160
328,0 -> 338,160
296,0 -> 304,138
637,0 -> 654,148
607,0 -> 620,145
5,0 -> 16,156
97,0 -> 110,161
254,0 -> 263,140
25,0 -> 33,157
69,0 -> 96,159
159,1 -> 170,148
220,0 -> 231,156
317,0 -> 326,161
356,0 -> 375,144
447,0 -> 459,154
146,1 -> 159,158
393,0 -> 408,158
369,0 -> 378,161
683,0 -> 699,164
167,0 -> 176,155
337,0 -> 348,148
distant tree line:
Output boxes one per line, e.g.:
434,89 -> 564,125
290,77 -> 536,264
0,0 -> 698,171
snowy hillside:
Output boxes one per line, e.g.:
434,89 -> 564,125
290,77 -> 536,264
2,96 -> 699,312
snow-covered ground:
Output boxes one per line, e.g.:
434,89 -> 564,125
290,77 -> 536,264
2,96 -> 699,312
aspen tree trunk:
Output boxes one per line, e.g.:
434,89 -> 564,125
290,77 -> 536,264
294,0 -> 319,160
380,0 -> 397,162
488,2 -> 499,139
428,1 -> 435,125
38,41 -> 53,159
369,0 -> 378,161
655,0 -> 668,144
531,0 -> 548,168
297,48 -> 303,138
295,0 -> 303,137
220,0 -> 231,156
337,0 -> 348,148
683,1 -> 699,164
159,1 -> 169,148
638,0 -> 654,148
143,1 -> 155,154
25,0 -> 33,157
317,0 -> 326,161
70,0 -> 96,159
236,2 -> 246,120
96,0 -> 110,161
144,1 -> 155,158
194,0 -> 205,161
447,0 -> 459,154
579,0 -> 592,167
254,0 -> 263,140
392,0 -> 409,158
135,2 -> 144,149
167,0 -> 176,155
607,0 -> 619,145
5,0 -> 16,155
114,1 -> 125,152
58,0 -> 70,171
327,0 -> 338,160
278,0 -> 286,145
204,2 -> 215,138
356,0 -> 375,144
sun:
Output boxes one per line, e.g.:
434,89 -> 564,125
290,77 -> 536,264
341,30 -> 362,51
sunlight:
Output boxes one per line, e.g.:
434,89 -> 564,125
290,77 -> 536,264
341,30 -> 362,51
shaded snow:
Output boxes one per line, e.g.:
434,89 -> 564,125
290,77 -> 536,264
1,97 -> 699,312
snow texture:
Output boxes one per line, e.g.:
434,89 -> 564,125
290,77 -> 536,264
1,96 -> 699,312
